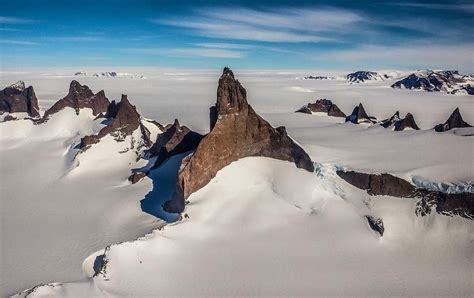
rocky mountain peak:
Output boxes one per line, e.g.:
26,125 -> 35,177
0,82 -> 40,118
346,103 -> 375,124
434,107 -> 472,132
296,98 -> 346,118
164,67 -> 314,213
43,80 -> 110,119
216,66 -> 248,115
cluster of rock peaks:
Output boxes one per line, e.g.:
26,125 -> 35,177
380,111 -> 420,131
296,99 -> 346,118
43,80 -> 110,120
0,81 -> 40,119
164,67 -> 314,213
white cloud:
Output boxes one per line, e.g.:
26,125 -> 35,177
153,7 -> 363,43
0,39 -> 40,45
0,16 -> 34,24
320,44 -> 474,72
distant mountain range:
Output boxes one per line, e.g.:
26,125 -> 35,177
74,71 -> 145,79
391,70 -> 473,95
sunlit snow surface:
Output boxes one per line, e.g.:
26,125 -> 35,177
1,69 -> 473,297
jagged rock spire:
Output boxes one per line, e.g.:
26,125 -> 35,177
434,107 -> 472,132
346,103 -> 375,124
216,67 -> 248,114
164,67 -> 315,213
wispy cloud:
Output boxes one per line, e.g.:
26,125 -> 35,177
0,39 -> 40,45
125,42 -> 248,58
45,36 -> 106,42
0,16 -> 35,24
152,7 -> 363,43
387,2 -> 474,12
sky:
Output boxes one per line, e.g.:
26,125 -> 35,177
1,0 -> 473,71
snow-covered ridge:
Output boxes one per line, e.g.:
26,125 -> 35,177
7,80 -> 26,91
391,70 -> 473,95
412,176 -> 473,194
74,71 -> 145,79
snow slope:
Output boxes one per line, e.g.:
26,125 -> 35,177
14,158 -> 474,297
0,108 -> 163,297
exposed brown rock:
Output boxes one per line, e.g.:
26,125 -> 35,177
165,67 -> 314,213
337,170 -> 474,220
128,172 -> 147,184
434,107 -> 471,132
296,99 -> 346,117
80,94 -> 151,150
345,103 -> 376,124
0,81 -> 40,117
43,80 -> 110,119
336,170 -> 416,197
149,119 -> 203,168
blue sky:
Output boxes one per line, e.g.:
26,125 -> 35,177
1,0 -> 473,71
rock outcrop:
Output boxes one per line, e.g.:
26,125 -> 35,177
345,103 -> 376,124
164,67 -> 315,213
365,215 -> 384,236
337,170 -> 474,220
391,70 -> 473,95
0,81 -> 40,117
128,172 -> 147,184
380,111 -> 420,131
394,113 -> 419,131
149,119 -> 203,168
80,94 -> 151,149
43,80 -> 110,119
434,108 -> 472,132
296,99 -> 346,117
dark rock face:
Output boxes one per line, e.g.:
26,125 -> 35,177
394,113 -> 420,131
345,103 -> 376,124
381,111 -> 420,131
434,108 -> 472,132
337,170 -> 474,220
80,94 -> 151,149
296,99 -> 346,118
336,170 -> 416,197
0,81 -> 40,117
128,172 -> 147,184
149,119 -> 203,168
347,71 -> 385,83
380,111 -> 401,128
365,215 -> 384,236
165,67 -> 314,213
43,80 -> 110,119
391,70 -> 471,95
